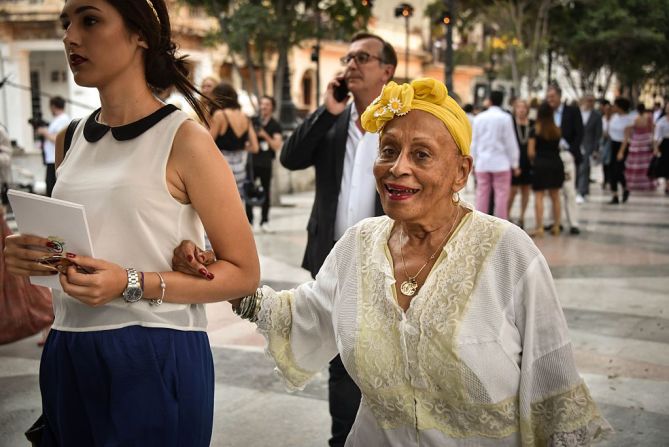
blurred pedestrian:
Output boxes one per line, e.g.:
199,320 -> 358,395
546,85 -> 583,235
3,0 -> 260,444
528,102 -> 564,237
199,75 -> 219,126
507,99 -> 533,228
36,96 -> 69,197
470,90 -> 520,220
577,94 -> 603,202
599,99 -> 613,190
623,104 -> 656,192
209,82 -> 259,198
608,97 -> 634,204
246,95 -> 282,232
280,32 -> 397,447
653,103 -> 669,194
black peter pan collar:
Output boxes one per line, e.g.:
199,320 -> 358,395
83,104 -> 178,142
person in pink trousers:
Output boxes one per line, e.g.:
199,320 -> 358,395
470,90 -> 520,220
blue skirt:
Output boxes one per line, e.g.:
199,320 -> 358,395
39,326 -> 214,446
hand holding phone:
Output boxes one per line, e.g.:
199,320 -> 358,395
333,79 -> 349,103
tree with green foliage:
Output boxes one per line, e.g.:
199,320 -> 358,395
550,0 -> 669,99
180,0 -> 371,114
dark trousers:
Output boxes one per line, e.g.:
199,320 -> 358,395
610,141 -> 628,194
577,150 -> 593,196
328,355 -> 361,447
46,163 -> 56,197
245,164 -> 272,224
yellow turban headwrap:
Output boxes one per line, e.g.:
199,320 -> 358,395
360,77 -> 472,156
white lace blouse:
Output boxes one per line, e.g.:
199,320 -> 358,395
256,207 -> 612,446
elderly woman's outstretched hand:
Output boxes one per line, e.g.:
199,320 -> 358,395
171,240 -> 216,280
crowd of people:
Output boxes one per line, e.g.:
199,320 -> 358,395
3,0 -> 669,445
466,86 -> 669,236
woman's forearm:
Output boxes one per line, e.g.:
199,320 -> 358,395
141,260 -> 259,304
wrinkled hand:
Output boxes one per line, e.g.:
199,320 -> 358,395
172,240 -> 215,280
58,254 -> 127,307
4,234 -> 59,277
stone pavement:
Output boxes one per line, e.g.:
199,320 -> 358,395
1,182 -> 668,446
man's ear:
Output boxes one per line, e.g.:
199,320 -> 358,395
383,65 -> 395,83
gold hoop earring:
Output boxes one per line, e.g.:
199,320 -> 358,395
452,191 -> 460,205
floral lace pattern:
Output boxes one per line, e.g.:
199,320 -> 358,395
522,382 -> 611,446
354,211 -> 523,437
256,286 -> 316,390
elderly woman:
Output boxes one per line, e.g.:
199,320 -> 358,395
176,78 -> 611,446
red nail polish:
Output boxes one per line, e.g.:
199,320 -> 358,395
187,255 -> 193,262
46,241 -> 56,248
206,273 -> 215,280
66,252 -> 76,258
199,268 -> 208,276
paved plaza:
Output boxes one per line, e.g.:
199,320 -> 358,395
1,178 -> 668,446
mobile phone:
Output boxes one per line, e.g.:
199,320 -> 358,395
333,80 -> 349,102
37,255 -> 94,274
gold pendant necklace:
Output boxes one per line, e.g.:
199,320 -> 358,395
399,207 -> 461,297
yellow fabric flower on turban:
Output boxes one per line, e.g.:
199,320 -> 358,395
361,77 -> 472,156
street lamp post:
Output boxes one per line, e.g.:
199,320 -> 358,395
395,3 -> 414,81
441,0 -> 455,93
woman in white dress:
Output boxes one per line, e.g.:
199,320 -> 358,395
176,78 -> 612,446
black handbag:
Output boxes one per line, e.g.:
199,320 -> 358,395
243,157 -> 266,207
647,155 -> 661,179
25,414 -> 45,446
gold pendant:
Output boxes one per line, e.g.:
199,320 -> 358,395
400,278 -> 418,296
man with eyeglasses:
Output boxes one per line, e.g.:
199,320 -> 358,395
281,32 -> 397,447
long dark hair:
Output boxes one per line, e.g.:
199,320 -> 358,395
535,101 -> 561,140
211,83 -> 241,112
106,0 -> 208,123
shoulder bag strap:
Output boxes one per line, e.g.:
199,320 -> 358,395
63,118 -> 81,157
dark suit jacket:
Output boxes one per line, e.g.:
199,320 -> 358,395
281,105 -> 384,278
560,104 -> 585,164
581,110 -> 603,156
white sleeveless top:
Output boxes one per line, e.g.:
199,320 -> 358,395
52,105 -> 207,332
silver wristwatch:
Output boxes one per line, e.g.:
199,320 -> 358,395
122,268 -> 143,303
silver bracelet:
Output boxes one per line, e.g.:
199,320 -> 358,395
233,288 -> 263,322
149,272 -> 166,306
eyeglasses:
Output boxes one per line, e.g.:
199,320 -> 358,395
340,51 -> 384,66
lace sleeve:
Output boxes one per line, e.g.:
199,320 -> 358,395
256,249 -> 340,391
515,256 -> 613,446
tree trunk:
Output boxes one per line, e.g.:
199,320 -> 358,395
244,41 -> 260,114
258,39 -> 267,96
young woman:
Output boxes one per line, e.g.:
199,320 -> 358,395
507,99 -> 533,228
609,97 -> 634,203
3,1 -> 259,445
622,103 -> 656,191
208,82 -> 259,197
528,102 -> 564,237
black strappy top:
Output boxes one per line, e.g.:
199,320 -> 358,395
214,112 -> 249,152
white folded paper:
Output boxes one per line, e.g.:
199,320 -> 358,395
7,189 -> 94,290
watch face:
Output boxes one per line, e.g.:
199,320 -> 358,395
124,287 -> 143,303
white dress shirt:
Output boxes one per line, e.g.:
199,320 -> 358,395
470,106 -> 520,172
608,113 -> 635,142
334,106 -> 379,240
44,113 -> 70,164
655,116 -> 669,143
